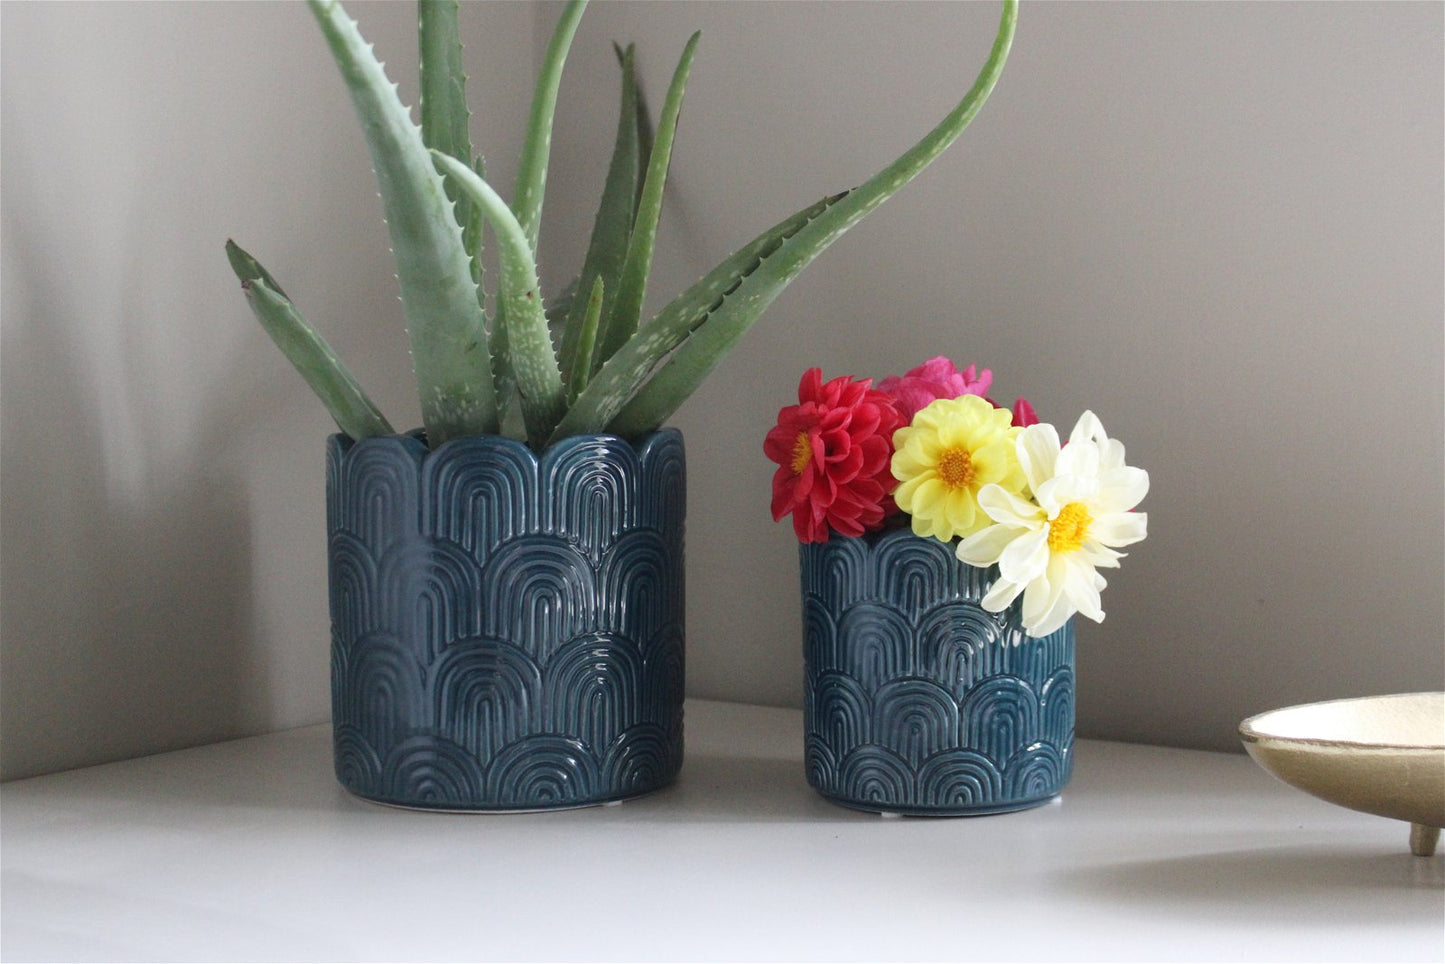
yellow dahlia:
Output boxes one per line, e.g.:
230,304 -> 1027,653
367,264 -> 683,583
890,394 -> 1026,542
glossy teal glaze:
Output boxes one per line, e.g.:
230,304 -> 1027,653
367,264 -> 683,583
800,527 -> 1074,815
326,429 -> 685,810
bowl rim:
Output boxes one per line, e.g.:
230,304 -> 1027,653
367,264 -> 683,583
1238,691 -> 1445,752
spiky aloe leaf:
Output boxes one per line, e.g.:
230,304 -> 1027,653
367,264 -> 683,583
556,43 -> 640,383
227,241 -> 393,440
432,151 -> 567,448
549,192 -> 845,441
308,0 -> 495,447
225,239 -> 290,300
607,0 -> 1019,438
420,6 -> 498,418
418,0 -> 481,281
569,276 -> 606,401
546,276 -> 580,334
513,0 -> 587,253
594,32 -> 700,371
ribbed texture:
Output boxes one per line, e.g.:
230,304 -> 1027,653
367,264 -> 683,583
800,528 -> 1074,815
326,429 -> 685,810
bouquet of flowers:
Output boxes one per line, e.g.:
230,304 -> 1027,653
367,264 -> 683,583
765,357 -> 1149,637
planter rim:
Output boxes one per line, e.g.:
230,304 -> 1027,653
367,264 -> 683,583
809,525 -> 950,548
329,426 -> 682,462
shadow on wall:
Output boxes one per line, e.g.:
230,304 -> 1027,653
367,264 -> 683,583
0,216 -> 264,782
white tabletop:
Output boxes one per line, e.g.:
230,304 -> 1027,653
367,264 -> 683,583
2,699 -> 1441,962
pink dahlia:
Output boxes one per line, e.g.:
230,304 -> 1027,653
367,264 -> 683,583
765,369 -> 905,543
878,356 -> 993,420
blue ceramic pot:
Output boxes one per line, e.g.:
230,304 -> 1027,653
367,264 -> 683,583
325,429 -> 686,811
800,527 -> 1074,815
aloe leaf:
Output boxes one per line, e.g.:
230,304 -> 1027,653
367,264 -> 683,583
557,43 -> 640,380
469,154 -> 512,427
608,0 -> 1018,438
614,41 -> 655,215
513,0 -> 587,253
227,241 -> 393,440
550,192 -> 844,441
595,32 -> 700,371
418,0 -> 470,160
546,275 -> 580,334
569,276 -> 606,401
419,0 -> 482,286
307,0 -> 495,447
634,72 -> 655,213
433,151 -> 567,448
225,240 -> 290,300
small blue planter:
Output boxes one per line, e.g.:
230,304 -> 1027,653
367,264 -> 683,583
325,429 -> 686,811
800,527 -> 1074,815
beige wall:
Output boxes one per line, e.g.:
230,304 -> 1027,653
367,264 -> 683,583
2,1 -> 1440,779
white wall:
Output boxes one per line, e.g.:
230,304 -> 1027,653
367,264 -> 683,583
0,0 -> 535,779
2,1 -> 1440,779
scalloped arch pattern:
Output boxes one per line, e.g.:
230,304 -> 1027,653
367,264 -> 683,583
327,430 -> 686,810
801,528 -> 1075,815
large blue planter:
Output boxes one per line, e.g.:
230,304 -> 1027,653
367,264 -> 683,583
325,429 -> 686,811
800,527 -> 1074,815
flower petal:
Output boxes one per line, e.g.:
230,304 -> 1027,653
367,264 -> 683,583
1021,566 -> 1064,634
1069,410 -> 1107,447
981,575 -> 1026,613
957,522 -> 1029,567
1054,437 -> 1100,481
976,483 -> 1045,527
1035,472 -> 1099,513
1079,541 -> 1125,569
1094,466 -> 1149,513
1089,511 -> 1148,548
1016,423 -> 1060,495
1058,553 -> 1104,623
998,525 -> 1049,584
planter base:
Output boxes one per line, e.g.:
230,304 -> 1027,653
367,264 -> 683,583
343,777 -> 678,814
817,790 -> 1061,818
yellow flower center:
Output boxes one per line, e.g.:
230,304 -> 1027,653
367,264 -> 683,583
1048,502 -> 1093,554
791,431 -> 814,475
937,448 -> 976,490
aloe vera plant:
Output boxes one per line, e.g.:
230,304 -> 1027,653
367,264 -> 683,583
228,0 -> 1018,450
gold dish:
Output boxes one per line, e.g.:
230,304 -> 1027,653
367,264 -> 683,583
1239,692 -> 1445,856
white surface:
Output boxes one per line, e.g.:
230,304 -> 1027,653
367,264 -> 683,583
2,700 -> 1441,963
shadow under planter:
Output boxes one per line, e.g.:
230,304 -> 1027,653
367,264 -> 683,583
800,527 -> 1075,815
325,429 -> 686,811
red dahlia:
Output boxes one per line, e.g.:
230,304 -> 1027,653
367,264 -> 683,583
764,368 -> 906,543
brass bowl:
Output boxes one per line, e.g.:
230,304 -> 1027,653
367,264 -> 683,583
1239,693 -> 1445,856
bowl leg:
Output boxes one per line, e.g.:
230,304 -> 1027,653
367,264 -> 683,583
1409,823 -> 1440,857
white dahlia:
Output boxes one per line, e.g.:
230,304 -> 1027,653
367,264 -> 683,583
956,411 -> 1149,638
